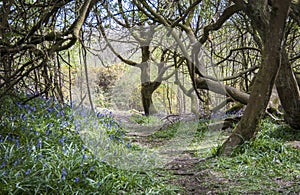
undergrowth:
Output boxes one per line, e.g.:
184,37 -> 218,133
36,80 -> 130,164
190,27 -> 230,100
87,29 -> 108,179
150,122 -> 180,140
0,95 -> 178,194
197,120 -> 300,194
129,114 -> 161,125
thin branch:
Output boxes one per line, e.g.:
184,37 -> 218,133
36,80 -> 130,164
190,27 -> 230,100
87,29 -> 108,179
171,0 -> 203,28
221,65 -> 259,81
97,20 -> 138,67
199,4 -> 242,44
215,47 -> 261,66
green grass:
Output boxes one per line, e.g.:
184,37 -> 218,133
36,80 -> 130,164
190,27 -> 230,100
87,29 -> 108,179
149,122 -> 180,140
0,95 -> 179,194
196,119 -> 300,194
149,118 -> 213,141
129,114 -> 161,125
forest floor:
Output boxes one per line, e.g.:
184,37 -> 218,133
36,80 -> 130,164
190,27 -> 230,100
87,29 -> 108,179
2,97 -> 298,194
111,110 -> 300,194
111,111 -> 228,194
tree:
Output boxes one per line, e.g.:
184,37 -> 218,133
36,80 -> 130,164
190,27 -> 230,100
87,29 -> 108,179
275,47 -> 300,129
0,0 -> 97,101
221,0 -> 292,155
98,1 -> 177,115
129,0 -> 300,155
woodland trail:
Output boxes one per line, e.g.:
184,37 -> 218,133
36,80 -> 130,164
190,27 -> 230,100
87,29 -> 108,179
111,110 -> 224,194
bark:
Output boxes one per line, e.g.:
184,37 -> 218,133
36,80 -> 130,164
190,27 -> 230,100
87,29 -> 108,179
208,117 -> 241,131
140,46 -> 159,116
190,95 -> 199,115
276,49 -> 300,129
211,98 -> 235,114
0,0 -> 12,90
141,82 -> 160,116
83,47 -> 94,112
220,0 -> 291,155
195,77 -> 249,105
100,17 -> 170,116
175,71 -> 200,114
296,73 -> 300,88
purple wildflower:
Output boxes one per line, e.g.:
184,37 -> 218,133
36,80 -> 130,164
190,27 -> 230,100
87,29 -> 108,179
20,113 -> 27,120
15,138 -> 21,148
59,136 -> 66,145
27,145 -> 31,153
126,143 -> 131,148
74,177 -> 80,183
1,161 -> 6,168
25,169 -> 31,175
61,168 -> 67,180
37,138 -> 42,147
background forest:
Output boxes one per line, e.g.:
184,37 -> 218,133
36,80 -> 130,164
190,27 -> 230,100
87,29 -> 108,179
0,0 -> 300,194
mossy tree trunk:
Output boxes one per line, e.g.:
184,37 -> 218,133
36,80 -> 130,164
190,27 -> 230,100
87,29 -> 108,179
220,0 -> 291,155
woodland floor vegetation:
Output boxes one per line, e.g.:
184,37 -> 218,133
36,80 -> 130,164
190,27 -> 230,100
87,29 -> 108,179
0,95 -> 178,194
194,121 -> 300,194
0,94 -> 299,194
112,111 -> 300,194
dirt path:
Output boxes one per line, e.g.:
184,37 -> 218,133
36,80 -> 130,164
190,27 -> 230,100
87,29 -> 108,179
111,111 -> 213,194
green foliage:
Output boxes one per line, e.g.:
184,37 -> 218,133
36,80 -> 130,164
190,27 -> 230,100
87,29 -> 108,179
95,64 -> 124,94
195,119 -> 210,139
129,114 -> 149,124
197,120 -> 300,194
0,95 -> 177,194
128,86 -> 143,111
150,122 -> 180,140
90,64 -> 125,108
129,114 -> 160,125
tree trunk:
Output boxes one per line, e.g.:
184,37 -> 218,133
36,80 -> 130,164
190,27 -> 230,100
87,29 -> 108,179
0,0 -> 12,90
83,46 -> 94,112
295,73 -> 300,88
220,0 -> 291,155
141,81 -> 160,116
195,61 -> 300,130
276,49 -> 300,129
140,45 -> 160,116
195,77 -> 249,105
190,94 -> 199,115
174,71 -> 200,115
